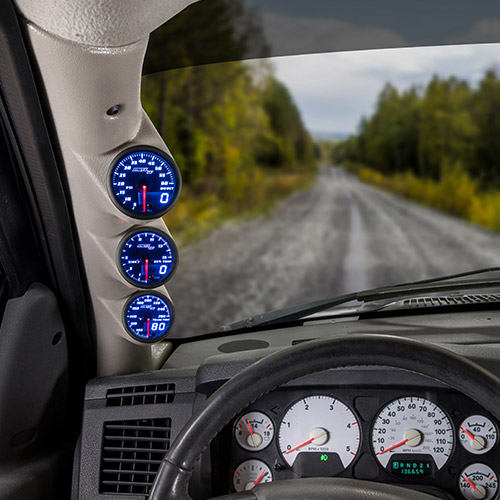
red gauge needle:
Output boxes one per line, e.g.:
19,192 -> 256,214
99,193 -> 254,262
144,259 -> 149,283
285,437 -> 315,455
461,427 -> 476,441
247,420 -> 254,436
147,317 -> 150,337
463,476 -> 477,490
253,471 -> 266,486
142,185 -> 147,212
378,439 -> 409,455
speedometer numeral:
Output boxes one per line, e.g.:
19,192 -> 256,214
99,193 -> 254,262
371,396 -> 454,472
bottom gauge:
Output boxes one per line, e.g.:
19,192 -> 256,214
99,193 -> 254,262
233,460 -> 272,492
459,464 -> 498,500
123,293 -> 174,342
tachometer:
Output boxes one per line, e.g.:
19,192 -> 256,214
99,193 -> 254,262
108,146 -> 181,219
372,396 -> 454,476
118,229 -> 178,288
278,395 -> 360,476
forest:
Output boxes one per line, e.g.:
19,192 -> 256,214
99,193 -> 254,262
141,0 -> 316,245
333,69 -> 500,230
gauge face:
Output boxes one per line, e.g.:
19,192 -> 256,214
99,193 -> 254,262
234,412 -> 274,452
459,415 -> 498,455
119,229 -> 178,288
459,464 -> 498,500
372,397 -> 454,474
233,459 -> 272,492
123,293 -> 174,342
278,395 -> 360,476
109,146 -> 181,219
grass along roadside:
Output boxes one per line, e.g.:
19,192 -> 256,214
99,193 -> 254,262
163,169 -> 316,247
344,163 -> 500,232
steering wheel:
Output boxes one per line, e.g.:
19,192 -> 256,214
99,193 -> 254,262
149,334 -> 500,499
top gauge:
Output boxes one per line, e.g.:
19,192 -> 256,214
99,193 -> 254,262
108,146 -> 181,219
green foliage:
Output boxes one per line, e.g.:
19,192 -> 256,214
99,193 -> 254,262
142,57 -> 316,245
333,70 -> 500,188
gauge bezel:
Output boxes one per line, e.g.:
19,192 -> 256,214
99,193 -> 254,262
107,145 -> 182,220
233,410 -> 275,452
277,393 -> 361,474
122,291 -> 175,343
117,227 -> 179,289
458,415 -> 499,456
232,458 -> 273,493
370,395 -> 455,477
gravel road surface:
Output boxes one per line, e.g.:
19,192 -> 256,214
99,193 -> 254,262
167,166 -> 500,337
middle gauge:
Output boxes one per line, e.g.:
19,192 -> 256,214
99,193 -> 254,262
278,395 -> 360,477
118,229 -> 178,288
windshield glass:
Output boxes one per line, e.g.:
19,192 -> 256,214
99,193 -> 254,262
143,2 -> 500,338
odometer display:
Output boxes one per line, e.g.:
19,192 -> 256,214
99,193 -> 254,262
123,293 -> 174,342
119,229 -> 178,287
109,146 -> 181,219
372,396 -> 454,473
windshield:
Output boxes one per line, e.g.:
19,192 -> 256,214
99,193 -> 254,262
142,2 -> 500,338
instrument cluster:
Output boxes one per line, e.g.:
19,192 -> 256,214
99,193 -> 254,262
217,387 -> 499,499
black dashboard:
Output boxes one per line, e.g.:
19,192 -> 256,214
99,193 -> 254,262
74,310 -> 500,500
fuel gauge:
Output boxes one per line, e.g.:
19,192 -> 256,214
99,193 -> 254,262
233,459 -> 272,492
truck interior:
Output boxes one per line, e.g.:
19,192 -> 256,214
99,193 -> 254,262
0,0 -> 500,499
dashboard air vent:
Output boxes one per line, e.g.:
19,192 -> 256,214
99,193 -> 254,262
401,294 -> 500,308
106,384 -> 175,407
100,418 -> 171,495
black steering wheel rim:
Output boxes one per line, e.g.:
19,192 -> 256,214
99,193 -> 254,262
149,334 -> 500,499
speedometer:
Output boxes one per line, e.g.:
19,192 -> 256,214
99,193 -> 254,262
278,395 -> 360,477
372,396 -> 454,477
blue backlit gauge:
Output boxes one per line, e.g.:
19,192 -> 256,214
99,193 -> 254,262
118,229 -> 178,288
108,146 -> 181,219
123,293 -> 174,342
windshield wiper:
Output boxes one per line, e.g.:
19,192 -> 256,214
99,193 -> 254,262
221,267 -> 500,331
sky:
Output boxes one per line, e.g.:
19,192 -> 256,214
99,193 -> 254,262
249,43 -> 500,135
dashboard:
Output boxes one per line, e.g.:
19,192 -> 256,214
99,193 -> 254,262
214,382 -> 499,499
74,311 -> 500,499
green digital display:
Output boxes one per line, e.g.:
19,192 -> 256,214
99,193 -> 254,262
390,459 -> 434,479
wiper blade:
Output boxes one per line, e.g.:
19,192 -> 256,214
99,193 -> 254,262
221,267 -> 500,332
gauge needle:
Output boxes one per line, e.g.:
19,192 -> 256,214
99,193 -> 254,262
463,476 -> 477,490
378,439 -> 409,455
147,317 -> 150,337
142,185 -> 147,212
246,419 -> 257,447
253,471 -> 266,486
145,259 -> 149,283
461,427 -> 476,441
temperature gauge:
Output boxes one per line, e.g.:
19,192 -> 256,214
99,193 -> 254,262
234,411 -> 274,451
459,464 -> 498,500
118,229 -> 178,288
108,146 -> 181,219
459,416 -> 497,455
123,292 -> 174,342
233,459 -> 272,492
